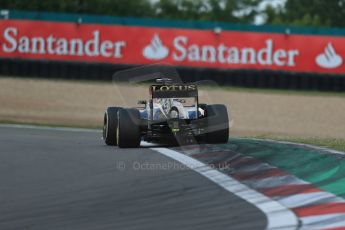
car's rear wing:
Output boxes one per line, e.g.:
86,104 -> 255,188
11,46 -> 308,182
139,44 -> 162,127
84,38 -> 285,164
150,84 -> 198,98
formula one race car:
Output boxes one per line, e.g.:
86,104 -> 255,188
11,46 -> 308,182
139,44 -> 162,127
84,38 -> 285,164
103,78 -> 229,148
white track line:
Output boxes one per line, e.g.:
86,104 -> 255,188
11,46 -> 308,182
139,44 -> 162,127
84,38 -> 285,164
301,213 -> 345,230
152,147 -> 299,230
275,192 -> 345,209
235,162 -> 276,173
242,175 -> 308,189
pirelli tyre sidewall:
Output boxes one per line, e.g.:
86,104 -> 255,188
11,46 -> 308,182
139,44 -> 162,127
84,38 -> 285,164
205,104 -> 229,144
103,107 -> 120,146
117,108 -> 141,148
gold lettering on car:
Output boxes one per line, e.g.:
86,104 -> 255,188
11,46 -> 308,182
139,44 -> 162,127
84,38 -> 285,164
152,85 -> 196,91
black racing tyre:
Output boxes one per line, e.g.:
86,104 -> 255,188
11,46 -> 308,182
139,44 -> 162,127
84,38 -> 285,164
205,104 -> 229,144
103,107 -> 120,146
117,108 -> 141,148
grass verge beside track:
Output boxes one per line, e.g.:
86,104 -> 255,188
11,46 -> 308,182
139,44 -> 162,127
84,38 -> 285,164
250,135 -> 345,152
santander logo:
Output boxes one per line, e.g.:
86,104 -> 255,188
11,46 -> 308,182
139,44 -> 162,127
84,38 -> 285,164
142,34 -> 300,67
316,43 -> 343,69
142,34 -> 169,60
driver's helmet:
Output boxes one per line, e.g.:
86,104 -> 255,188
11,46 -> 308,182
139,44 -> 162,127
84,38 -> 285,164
161,98 -> 171,114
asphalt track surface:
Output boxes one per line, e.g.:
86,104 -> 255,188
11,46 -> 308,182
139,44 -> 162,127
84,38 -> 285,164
0,126 -> 267,230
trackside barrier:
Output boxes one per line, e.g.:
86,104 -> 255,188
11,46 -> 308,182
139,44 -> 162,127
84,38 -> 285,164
1,58 -> 344,91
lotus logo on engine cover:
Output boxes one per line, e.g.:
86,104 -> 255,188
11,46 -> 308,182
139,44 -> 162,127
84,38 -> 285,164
151,85 -> 196,92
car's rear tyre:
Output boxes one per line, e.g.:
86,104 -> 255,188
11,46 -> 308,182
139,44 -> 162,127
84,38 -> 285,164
117,108 -> 141,148
205,104 -> 229,144
103,107 -> 120,146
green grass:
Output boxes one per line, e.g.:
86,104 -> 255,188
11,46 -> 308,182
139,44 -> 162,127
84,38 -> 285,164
250,135 -> 345,152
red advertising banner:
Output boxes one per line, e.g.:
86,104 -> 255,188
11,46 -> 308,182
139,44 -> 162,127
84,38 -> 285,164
0,19 -> 344,74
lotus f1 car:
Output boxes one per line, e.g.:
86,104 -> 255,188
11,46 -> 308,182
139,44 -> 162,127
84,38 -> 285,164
103,79 -> 229,148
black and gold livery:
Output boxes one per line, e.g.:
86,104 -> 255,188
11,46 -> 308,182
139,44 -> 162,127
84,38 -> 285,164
150,84 -> 198,98
103,79 -> 229,148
